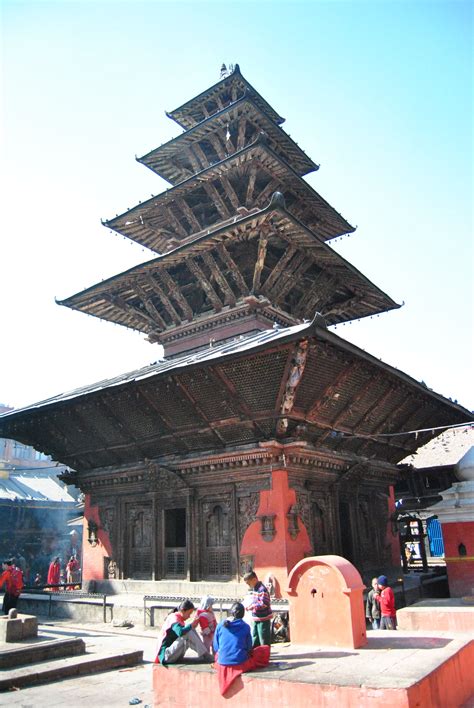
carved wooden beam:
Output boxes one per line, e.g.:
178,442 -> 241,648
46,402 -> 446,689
222,125 -> 236,153
256,178 -> 281,205
252,233 -> 268,293
355,393 -> 415,455
220,176 -> 240,210
245,166 -> 258,206
164,206 -> 189,238
191,142 -> 212,171
295,274 -> 337,318
216,243 -> 249,295
208,135 -> 227,161
261,245 -> 297,296
98,395 -> 149,457
203,181 -> 231,220
103,292 -> 156,331
321,295 -> 359,319
144,274 -> 182,325
157,269 -> 194,321
133,279 -> 168,330
212,366 -> 267,437
398,400 -> 433,435
177,197 -> 202,232
237,117 -> 247,149
137,387 -> 191,451
184,146 -> 202,173
202,252 -> 237,305
275,340 -> 309,436
267,253 -> 309,302
307,362 -> 357,420
350,383 -> 396,431
320,373 -> 382,445
186,257 -> 224,311
172,378 -> 227,446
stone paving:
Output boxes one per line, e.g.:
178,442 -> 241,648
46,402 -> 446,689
1,619 -> 473,707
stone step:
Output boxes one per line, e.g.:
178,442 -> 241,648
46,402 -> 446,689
0,637 -> 85,669
0,648 -> 143,691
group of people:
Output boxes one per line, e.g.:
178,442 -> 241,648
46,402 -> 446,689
0,558 -> 24,614
46,555 -> 81,590
155,570 -> 272,696
365,575 -> 397,630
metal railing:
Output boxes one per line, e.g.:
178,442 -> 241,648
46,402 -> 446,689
143,593 -> 289,627
21,584 -> 110,623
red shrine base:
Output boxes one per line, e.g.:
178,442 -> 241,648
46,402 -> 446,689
153,632 -> 474,707
397,598 -> 474,634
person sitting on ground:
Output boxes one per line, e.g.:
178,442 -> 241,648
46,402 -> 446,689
374,575 -> 397,630
243,570 -> 273,647
365,577 -> 381,629
155,599 -> 212,665
213,601 -> 270,696
196,595 -> 217,654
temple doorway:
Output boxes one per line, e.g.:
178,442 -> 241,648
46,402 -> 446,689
127,504 -> 152,579
339,501 -> 354,563
204,503 -> 232,579
164,508 -> 187,578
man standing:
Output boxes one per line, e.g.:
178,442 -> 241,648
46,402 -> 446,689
243,570 -> 273,647
47,556 -> 61,591
0,559 -> 23,614
374,575 -> 397,629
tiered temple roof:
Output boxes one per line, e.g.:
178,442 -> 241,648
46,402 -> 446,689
61,194 -> 398,355
106,136 -> 353,252
0,317 -> 470,473
60,67 -> 399,356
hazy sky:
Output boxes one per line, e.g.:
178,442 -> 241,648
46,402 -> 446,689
1,0 -> 473,413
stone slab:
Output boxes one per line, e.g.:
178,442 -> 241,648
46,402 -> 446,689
397,598 -> 474,633
0,648 -> 143,691
0,637 -> 85,669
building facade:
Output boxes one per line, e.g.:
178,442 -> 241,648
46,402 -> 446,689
0,67 -> 470,593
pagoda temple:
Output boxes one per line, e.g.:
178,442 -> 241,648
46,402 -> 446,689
0,66 -> 470,592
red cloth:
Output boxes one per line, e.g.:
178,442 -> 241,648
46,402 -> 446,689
0,567 -> 23,597
196,608 -> 217,635
215,645 -> 270,696
47,561 -> 61,590
375,586 -> 396,617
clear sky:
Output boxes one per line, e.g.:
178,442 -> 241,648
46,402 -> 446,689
1,0 -> 473,413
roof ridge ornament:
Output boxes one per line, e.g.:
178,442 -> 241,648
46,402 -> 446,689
220,63 -> 238,79
270,191 -> 286,209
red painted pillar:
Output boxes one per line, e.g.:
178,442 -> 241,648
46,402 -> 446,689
240,469 -> 312,596
386,485 -> 400,567
82,494 -> 112,581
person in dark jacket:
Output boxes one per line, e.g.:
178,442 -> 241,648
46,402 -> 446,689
366,577 -> 381,629
243,570 -> 273,647
213,602 -> 270,696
